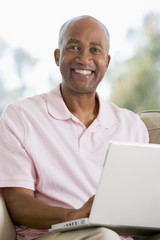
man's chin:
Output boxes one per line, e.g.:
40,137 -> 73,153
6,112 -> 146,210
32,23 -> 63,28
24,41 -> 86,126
70,84 -> 97,95
62,78 -> 99,95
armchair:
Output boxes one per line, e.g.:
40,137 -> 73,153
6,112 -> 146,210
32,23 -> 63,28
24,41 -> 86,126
139,110 -> 160,143
0,195 -> 16,240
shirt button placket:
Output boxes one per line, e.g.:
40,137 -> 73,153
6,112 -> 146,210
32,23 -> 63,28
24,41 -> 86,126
79,131 -> 88,155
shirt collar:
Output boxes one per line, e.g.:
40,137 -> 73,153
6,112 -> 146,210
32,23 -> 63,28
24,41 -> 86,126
47,84 -> 118,129
96,94 -> 119,129
47,84 -> 72,120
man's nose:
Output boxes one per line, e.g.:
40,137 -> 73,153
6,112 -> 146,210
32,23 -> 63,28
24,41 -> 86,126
76,48 -> 93,64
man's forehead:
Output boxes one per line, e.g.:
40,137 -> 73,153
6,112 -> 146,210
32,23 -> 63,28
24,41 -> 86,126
58,16 -> 110,49
60,16 -> 109,34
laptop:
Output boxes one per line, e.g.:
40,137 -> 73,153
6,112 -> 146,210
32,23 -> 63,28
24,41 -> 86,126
51,141 -> 160,236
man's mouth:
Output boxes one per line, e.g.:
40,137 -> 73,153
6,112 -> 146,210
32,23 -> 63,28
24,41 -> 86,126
73,69 -> 93,76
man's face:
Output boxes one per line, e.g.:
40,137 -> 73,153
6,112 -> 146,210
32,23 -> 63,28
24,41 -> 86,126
54,18 -> 110,95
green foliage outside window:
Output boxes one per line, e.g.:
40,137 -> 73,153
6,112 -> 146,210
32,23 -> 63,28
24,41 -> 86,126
109,12 -> 160,113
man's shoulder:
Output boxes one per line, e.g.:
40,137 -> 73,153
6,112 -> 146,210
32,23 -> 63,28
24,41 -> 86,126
111,102 -> 138,120
6,92 -> 47,113
4,85 -> 60,115
100,99 -> 149,142
101,99 -> 139,121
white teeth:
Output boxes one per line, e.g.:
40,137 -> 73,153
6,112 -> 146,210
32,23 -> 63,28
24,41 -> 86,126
74,69 -> 92,75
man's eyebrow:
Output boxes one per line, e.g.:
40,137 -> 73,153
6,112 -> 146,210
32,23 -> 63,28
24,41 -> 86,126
66,38 -> 81,44
90,41 -> 103,48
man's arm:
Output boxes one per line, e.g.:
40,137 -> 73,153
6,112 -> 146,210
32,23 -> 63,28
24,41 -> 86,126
3,187 -> 94,229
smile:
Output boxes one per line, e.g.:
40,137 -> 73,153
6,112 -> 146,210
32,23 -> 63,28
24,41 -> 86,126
73,69 -> 93,75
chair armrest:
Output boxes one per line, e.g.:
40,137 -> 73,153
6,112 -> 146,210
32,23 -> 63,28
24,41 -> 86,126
139,110 -> 160,144
0,195 -> 16,240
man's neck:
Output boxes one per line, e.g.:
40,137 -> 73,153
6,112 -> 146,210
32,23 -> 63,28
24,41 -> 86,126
60,87 -> 99,128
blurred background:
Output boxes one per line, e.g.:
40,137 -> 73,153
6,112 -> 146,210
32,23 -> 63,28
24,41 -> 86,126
0,0 -> 160,115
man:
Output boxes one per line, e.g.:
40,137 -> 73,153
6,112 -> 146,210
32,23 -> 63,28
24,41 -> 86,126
0,15 -> 155,240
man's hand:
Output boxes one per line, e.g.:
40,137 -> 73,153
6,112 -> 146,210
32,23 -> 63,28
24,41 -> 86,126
67,195 -> 95,221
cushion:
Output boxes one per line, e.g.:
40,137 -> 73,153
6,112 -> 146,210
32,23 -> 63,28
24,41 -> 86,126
0,195 -> 16,240
139,110 -> 160,144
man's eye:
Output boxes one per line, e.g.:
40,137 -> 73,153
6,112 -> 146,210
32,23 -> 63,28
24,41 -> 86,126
67,45 -> 79,51
91,48 -> 101,53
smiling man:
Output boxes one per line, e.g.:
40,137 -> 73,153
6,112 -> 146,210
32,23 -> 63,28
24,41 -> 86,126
54,16 -> 111,127
0,16 -> 151,240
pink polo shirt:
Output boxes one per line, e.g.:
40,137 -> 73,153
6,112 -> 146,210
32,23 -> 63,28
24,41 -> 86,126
0,84 -> 149,240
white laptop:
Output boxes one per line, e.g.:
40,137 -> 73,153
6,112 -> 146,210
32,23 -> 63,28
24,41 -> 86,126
51,141 -> 160,236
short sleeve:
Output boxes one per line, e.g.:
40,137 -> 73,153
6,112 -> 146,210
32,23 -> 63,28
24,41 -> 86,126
0,105 -> 36,192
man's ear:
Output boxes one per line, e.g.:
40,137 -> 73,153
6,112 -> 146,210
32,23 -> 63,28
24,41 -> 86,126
106,54 -> 111,69
54,49 -> 60,66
